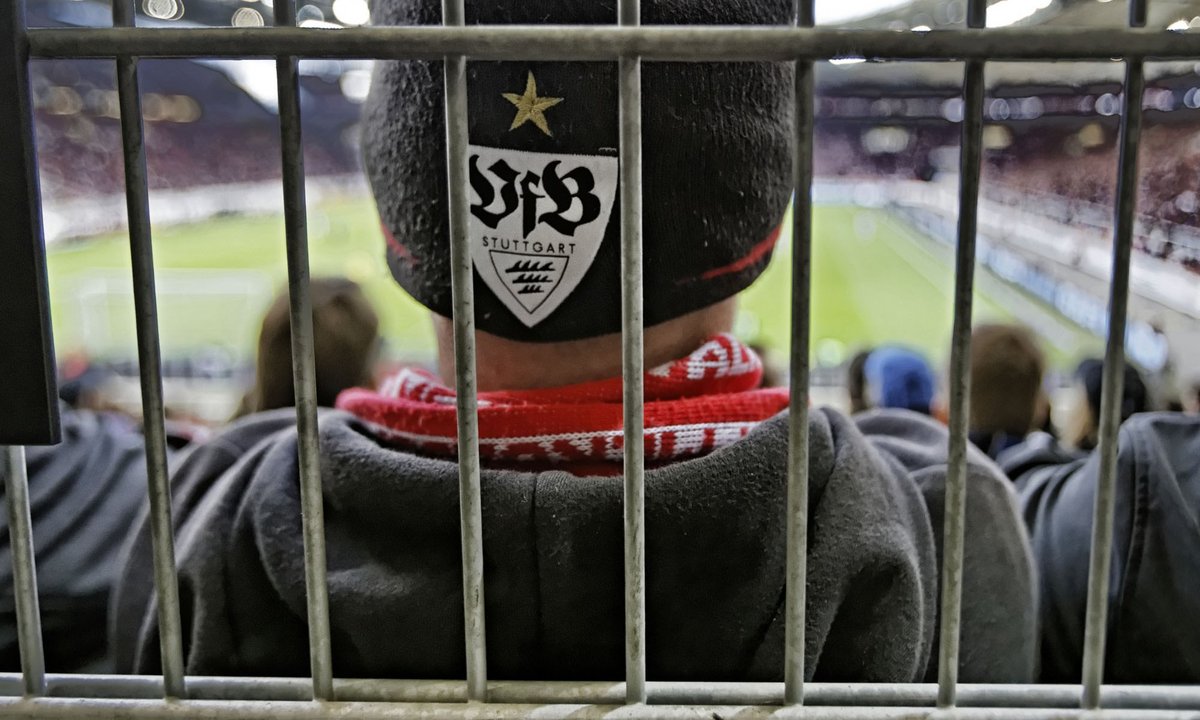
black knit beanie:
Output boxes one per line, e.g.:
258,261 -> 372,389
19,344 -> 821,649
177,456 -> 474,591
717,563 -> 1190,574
363,0 -> 794,342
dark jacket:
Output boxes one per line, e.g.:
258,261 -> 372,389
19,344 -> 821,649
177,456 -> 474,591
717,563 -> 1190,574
999,412 -> 1200,682
113,407 -> 1036,682
0,409 -> 152,673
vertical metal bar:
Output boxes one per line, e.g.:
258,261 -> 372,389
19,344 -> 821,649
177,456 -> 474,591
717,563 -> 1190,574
783,0 -> 815,707
111,0 -> 186,699
618,0 -> 646,707
936,0 -> 987,707
1080,0 -> 1146,708
3,446 -> 45,696
440,0 -> 488,703
0,0 -> 60,446
272,0 -> 334,702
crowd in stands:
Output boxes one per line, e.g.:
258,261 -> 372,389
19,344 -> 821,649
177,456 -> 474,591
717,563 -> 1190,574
851,329 -> 1198,682
5,0 -> 1199,690
814,120 -> 1200,275
36,115 -> 359,199
31,62 -> 360,200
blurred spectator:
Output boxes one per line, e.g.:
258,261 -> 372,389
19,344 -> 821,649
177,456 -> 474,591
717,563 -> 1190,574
233,277 -> 380,417
57,355 -> 115,411
1,408 -> 154,673
968,324 -> 1046,459
1185,380 -> 1200,415
1063,358 -> 1149,451
1000,412 -> 1200,682
863,346 -> 935,415
846,348 -> 873,414
748,342 -> 785,388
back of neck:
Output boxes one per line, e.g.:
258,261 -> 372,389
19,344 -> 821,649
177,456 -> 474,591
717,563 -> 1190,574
434,298 -> 737,391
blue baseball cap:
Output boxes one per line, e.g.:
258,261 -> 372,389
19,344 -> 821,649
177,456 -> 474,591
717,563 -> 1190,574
864,346 -> 936,415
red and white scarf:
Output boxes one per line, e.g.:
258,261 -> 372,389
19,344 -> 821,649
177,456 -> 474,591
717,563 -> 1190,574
337,334 -> 788,467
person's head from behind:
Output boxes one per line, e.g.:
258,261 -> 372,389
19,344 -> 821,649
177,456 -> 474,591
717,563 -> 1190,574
362,0 -> 793,390
1065,357 -> 1149,450
846,349 -> 873,414
862,346 -> 935,415
968,323 -> 1045,438
239,277 -> 380,416
1187,379 -> 1200,415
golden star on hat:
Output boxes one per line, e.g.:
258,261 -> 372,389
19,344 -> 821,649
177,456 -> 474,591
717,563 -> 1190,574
502,71 -> 563,137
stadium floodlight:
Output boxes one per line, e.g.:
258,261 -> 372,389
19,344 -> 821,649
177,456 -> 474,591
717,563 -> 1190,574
331,0 -> 369,26
986,0 -> 1053,27
231,6 -> 266,26
815,0 -> 910,25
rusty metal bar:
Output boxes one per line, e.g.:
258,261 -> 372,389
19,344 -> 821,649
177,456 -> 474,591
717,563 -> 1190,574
3,676 -> 1200,710
618,0 -> 647,706
783,0 -> 815,706
440,0 -> 488,702
1079,0 -> 1148,708
272,0 -> 334,701
2,447 -> 44,696
1,697 -> 1199,719
25,26 -> 1200,62
111,0 -> 186,698
935,0 -> 987,707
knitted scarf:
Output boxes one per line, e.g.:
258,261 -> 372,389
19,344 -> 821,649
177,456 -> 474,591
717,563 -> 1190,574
337,334 -> 789,467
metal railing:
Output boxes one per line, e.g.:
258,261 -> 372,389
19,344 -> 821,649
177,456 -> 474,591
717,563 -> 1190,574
0,0 -> 1190,714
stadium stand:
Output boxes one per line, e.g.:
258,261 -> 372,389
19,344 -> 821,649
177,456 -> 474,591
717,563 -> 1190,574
28,0 -> 363,200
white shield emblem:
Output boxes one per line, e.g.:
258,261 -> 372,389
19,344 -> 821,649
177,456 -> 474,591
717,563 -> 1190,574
468,144 -> 618,327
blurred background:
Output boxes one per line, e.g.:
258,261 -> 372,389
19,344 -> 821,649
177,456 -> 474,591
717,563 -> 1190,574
26,0 -> 1200,422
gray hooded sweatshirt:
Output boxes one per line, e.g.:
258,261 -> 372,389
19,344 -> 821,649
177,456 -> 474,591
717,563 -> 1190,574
1000,412 -> 1200,683
112,407 -> 1036,682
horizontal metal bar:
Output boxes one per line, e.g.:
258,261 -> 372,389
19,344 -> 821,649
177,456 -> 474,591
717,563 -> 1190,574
4,677 -> 1200,710
25,26 -> 1200,61
1,697 -> 1199,719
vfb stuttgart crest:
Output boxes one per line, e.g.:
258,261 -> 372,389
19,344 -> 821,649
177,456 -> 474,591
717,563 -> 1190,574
468,145 -> 618,327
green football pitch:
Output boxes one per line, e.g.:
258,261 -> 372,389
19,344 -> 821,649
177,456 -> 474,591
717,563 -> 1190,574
45,198 -> 1101,371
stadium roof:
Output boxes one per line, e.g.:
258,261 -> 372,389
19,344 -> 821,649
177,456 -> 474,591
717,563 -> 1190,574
31,0 -> 1200,93
30,0 -> 367,29
841,0 -> 1200,30
820,0 -> 1200,89
817,58 -> 1200,93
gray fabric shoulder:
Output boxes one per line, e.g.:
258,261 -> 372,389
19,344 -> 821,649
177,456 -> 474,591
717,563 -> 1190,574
1007,411 -> 1200,682
285,407 -> 940,682
997,431 -> 1085,483
1103,412 -> 1200,682
854,409 -> 1039,682
735,408 -> 938,682
110,407 -> 331,673
125,407 -> 943,682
